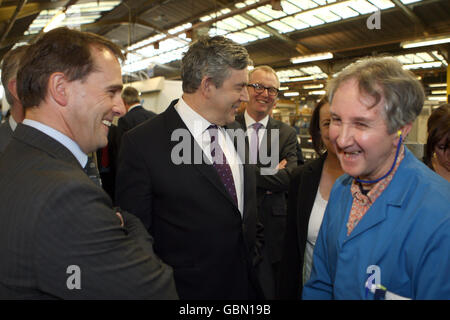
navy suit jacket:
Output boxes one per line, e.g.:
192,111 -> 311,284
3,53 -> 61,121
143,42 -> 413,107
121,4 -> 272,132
116,100 -> 261,299
0,119 -> 13,154
0,124 -> 177,299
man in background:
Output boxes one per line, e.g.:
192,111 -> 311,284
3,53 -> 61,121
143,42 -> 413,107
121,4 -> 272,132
0,45 -> 28,153
234,65 -> 299,298
99,86 -> 156,201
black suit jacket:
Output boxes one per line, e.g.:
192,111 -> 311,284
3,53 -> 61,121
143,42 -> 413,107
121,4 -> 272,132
0,119 -> 13,154
105,106 -> 157,203
0,124 -> 177,299
234,114 -> 298,264
277,155 -> 326,299
115,100 -> 260,299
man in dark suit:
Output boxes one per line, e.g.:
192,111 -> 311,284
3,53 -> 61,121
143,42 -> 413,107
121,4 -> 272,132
115,86 -> 157,153
99,86 -> 156,202
115,36 -> 262,299
234,65 -> 299,298
0,45 -> 28,153
0,27 -> 177,299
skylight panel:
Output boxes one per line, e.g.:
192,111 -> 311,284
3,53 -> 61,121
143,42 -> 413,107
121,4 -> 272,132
216,20 -> 240,32
257,5 -> 287,19
295,11 -> 325,26
313,7 -> 341,22
200,15 -> 212,22
416,52 -> 434,62
280,16 -> 309,30
25,1 -> 121,35
367,0 -> 395,9
227,32 -> 258,44
244,27 -> 271,39
329,2 -> 359,19
280,1 -> 303,14
209,27 -> 228,37
223,17 -> 248,30
233,15 -> 254,27
349,0 -> 378,14
431,51 -> 446,63
405,53 -> 423,63
288,0 -> 319,10
246,9 -> 273,22
400,0 -> 422,4
396,55 -> 412,64
267,20 -> 295,33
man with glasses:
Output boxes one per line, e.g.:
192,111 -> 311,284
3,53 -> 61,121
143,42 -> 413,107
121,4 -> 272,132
234,65 -> 299,298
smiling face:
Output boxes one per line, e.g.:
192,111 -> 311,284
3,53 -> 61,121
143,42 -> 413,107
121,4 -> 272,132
207,67 -> 249,126
329,78 -> 404,181
246,69 -> 279,121
65,46 -> 125,153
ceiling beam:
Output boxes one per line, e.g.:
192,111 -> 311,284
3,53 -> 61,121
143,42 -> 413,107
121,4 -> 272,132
391,0 -> 428,35
0,1 -> 68,22
0,0 -> 27,44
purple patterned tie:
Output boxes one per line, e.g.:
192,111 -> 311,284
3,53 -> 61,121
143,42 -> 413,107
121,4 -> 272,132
208,125 -> 238,206
250,122 -> 263,164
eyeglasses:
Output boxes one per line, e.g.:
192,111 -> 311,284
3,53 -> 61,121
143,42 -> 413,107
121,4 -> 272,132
247,83 -> 279,97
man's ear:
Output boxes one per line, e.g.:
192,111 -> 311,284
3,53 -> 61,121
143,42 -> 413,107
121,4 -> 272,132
200,76 -> 214,97
7,78 -> 19,102
48,72 -> 69,107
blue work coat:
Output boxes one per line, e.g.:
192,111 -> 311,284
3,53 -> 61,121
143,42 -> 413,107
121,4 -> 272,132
303,148 -> 450,300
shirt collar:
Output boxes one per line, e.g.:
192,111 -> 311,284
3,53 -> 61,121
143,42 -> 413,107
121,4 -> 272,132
128,103 -> 141,112
175,96 -> 219,141
9,114 -> 17,131
350,145 -> 405,206
22,119 -> 88,168
244,110 -> 269,129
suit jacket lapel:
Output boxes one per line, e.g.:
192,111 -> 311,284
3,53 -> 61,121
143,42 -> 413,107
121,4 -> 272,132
14,123 -> 82,170
163,101 -> 239,209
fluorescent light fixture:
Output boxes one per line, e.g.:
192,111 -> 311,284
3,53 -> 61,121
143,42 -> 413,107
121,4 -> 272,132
401,35 -> 450,49
308,90 -> 326,95
289,76 -> 315,82
402,61 -> 443,69
279,86 -> 289,91
431,90 -> 447,95
284,92 -> 299,97
303,84 -> 324,89
428,96 -> 447,101
429,83 -> 447,88
291,52 -> 333,64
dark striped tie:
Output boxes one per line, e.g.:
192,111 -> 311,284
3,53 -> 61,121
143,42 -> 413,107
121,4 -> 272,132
208,125 -> 237,206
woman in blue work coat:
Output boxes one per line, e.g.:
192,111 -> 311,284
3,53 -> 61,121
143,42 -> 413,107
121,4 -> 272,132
302,57 -> 450,300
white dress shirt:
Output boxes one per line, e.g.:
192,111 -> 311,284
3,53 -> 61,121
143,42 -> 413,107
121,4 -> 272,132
175,97 -> 244,216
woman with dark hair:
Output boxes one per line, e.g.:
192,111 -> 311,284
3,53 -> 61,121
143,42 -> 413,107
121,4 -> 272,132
278,96 -> 344,299
424,104 -> 449,182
